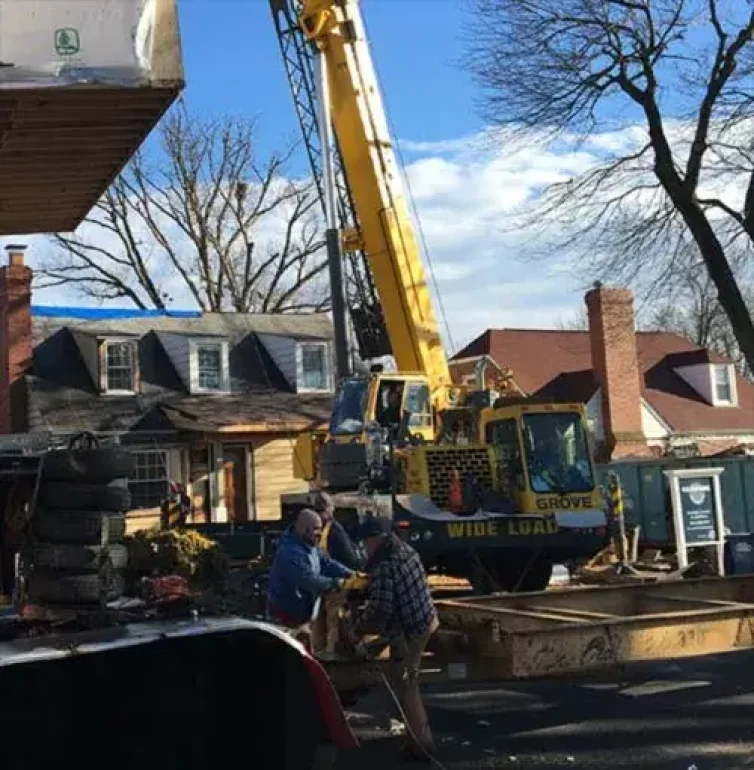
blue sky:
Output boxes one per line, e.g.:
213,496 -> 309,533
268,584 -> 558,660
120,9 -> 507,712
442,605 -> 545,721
177,0 -> 481,166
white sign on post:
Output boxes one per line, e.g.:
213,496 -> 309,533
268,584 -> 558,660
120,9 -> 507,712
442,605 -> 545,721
663,467 -> 726,576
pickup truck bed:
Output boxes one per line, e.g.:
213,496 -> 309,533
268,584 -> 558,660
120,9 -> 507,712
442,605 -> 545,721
0,614 -> 355,770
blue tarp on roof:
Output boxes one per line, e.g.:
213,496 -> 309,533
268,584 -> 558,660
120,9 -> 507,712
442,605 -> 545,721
31,306 -> 201,320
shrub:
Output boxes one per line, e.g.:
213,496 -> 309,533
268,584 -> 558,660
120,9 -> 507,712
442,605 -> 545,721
125,528 -> 229,590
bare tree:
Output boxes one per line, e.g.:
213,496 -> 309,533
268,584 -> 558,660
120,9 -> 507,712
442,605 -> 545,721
463,0 -> 754,371
647,262 -> 754,376
555,310 -> 588,331
38,103 -> 328,313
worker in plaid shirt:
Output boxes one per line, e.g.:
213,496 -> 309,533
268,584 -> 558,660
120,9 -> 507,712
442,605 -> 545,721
351,515 -> 439,762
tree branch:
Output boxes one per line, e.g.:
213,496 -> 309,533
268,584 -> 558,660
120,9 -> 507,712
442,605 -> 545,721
41,104 -> 328,316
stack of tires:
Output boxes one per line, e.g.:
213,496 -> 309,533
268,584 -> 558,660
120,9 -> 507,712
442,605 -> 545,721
26,437 -> 134,608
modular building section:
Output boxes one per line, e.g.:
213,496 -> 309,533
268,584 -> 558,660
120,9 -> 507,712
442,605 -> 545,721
431,574 -> 754,679
0,0 -> 184,235
325,574 -> 754,692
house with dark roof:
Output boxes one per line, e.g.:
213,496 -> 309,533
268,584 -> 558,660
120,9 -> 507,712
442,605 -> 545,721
450,285 -> 754,462
0,246 -> 335,524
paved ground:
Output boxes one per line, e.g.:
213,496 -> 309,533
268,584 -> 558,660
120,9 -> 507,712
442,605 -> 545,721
337,650 -> 754,769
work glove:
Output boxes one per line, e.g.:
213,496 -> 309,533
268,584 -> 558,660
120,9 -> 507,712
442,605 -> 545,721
342,572 -> 369,591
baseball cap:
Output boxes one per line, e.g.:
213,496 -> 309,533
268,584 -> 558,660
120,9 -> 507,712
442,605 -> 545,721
352,515 -> 394,540
311,490 -> 333,513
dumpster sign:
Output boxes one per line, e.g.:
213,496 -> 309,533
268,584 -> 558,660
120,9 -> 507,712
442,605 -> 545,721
679,478 -> 718,544
664,467 -> 726,574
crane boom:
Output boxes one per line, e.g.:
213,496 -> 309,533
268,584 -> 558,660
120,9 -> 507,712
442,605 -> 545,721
292,0 -> 452,408
270,0 -> 391,363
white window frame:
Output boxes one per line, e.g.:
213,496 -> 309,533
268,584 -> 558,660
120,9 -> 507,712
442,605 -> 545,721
189,339 -> 230,394
102,338 -> 137,395
711,364 -> 737,407
128,449 -> 170,510
297,341 -> 332,393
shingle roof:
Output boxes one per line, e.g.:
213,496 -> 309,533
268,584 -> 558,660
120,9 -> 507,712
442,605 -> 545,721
31,311 -> 333,345
451,328 -> 754,434
27,310 -> 334,436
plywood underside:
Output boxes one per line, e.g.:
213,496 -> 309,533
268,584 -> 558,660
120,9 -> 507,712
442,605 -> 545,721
0,86 -> 181,235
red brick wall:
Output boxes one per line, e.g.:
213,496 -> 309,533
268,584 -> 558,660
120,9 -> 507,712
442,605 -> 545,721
585,286 -> 651,460
0,248 -> 32,434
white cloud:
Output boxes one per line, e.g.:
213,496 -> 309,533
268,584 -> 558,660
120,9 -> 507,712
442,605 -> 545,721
395,131 -> 615,352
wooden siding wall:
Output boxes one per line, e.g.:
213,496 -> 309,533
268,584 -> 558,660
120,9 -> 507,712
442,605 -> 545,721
124,435 -> 311,527
251,434 -> 308,520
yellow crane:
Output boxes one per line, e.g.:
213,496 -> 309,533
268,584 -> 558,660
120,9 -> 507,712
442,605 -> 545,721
271,0 -> 608,591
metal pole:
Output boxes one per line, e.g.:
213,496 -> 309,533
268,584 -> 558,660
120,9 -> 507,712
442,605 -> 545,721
609,472 -> 629,567
315,50 -> 350,380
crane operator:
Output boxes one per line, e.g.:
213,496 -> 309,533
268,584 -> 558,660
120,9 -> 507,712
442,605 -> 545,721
378,383 -> 404,429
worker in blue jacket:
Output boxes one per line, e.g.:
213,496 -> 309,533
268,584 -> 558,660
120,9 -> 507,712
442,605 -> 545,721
267,508 -> 353,640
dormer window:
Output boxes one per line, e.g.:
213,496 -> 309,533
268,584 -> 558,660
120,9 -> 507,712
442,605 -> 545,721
198,344 -> 222,389
713,364 -> 736,406
103,339 -> 137,394
189,339 -> 229,393
298,341 -> 332,392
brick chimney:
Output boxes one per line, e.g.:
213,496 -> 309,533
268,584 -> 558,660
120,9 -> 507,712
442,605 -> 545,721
0,244 -> 32,434
585,285 -> 650,461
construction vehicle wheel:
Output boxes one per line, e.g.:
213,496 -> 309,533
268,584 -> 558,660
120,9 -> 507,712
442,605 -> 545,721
515,557 -> 553,592
469,559 -> 497,595
26,571 -> 125,605
32,542 -> 128,572
35,509 -> 127,545
37,482 -> 131,512
42,446 -> 134,483
470,552 -> 554,594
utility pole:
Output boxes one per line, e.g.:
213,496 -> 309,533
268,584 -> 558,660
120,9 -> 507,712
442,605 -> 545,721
315,50 -> 350,380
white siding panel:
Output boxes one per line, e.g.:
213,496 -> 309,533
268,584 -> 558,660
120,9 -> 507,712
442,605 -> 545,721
257,334 -> 297,388
641,400 -> 670,440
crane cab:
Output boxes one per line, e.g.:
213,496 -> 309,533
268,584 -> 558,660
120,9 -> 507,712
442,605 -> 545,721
328,374 -> 435,444
292,373 -> 436,488
479,402 -> 602,516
